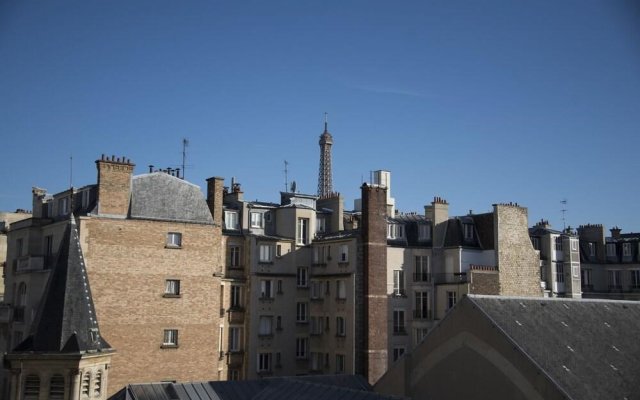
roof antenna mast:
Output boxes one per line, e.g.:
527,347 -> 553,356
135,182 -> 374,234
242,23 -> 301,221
182,138 -> 189,179
561,198 -> 568,230
69,154 -> 73,188
284,160 -> 289,192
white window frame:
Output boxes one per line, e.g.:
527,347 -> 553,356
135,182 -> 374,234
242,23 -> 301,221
588,242 -> 596,257
163,329 -> 178,347
166,232 -> 182,248
295,337 -> 308,359
224,211 -> 239,230
335,354 -> 345,373
393,309 -> 405,334
418,224 -> 431,241
259,316 -> 273,336
630,270 -> 640,288
297,218 -> 309,245
336,316 -> 346,336
260,280 -> 273,298
608,270 -> 622,289
229,245 -> 241,267
463,223 -> 474,240
250,212 -> 263,228
623,243 -> 632,257
414,256 -> 430,282
296,302 -> 308,322
606,243 -> 616,257
339,244 -> 349,262
393,270 -> 405,296
231,285 -> 242,308
297,267 -> 308,287
164,279 -> 180,296
446,291 -> 457,310
257,353 -> 272,372
229,327 -> 242,352
259,244 -> 274,263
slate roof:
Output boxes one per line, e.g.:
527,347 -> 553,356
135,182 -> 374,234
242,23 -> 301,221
13,215 -> 112,353
130,173 -> 214,224
467,295 -> 640,400
110,375 -> 402,400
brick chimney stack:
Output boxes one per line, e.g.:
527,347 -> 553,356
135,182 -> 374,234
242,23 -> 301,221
95,155 -> 135,217
431,196 -> 449,248
360,183 -> 388,385
206,177 -> 225,227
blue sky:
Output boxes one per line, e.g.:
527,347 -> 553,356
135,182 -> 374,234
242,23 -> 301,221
1,0 -> 639,232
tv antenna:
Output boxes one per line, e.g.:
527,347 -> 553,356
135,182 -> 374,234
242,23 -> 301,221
181,138 -> 189,179
284,160 -> 289,192
560,198 -> 568,230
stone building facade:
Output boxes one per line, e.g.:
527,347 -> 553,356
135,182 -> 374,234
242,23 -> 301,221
0,155 -> 223,397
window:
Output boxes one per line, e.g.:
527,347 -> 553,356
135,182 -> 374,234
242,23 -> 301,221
588,242 -> 596,257
16,237 -> 24,257
58,196 -> 70,216
570,239 -> 578,251
418,224 -> 431,240
297,267 -> 308,287
335,354 -> 345,373
231,285 -> 242,308
414,291 -> 429,319
276,244 -> 282,257
259,316 -> 273,336
276,316 -> 282,330
393,346 -> 405,362
277,279 -> 283,294
24,375 -> 40,400
336,316 -> 346,336
446,291 -> 457,310
631,270 -> 640,289
166,232 -> 182,248
623,243 -> 632,257
260,280 -> 273,298
258,353 -> 272,372
339,244 -> 349,262
393,270 -> 405,296
310,316 -> 323,335
259,244 -> 274,263
229,370 -> 240,380
295,337 -> 308,359
316,216 -> 326,233
311,352 -> 323,370
275,352 -> 282,367
163,329 -> 178,347
229,245 -> 241,267
463,223 -> 474,241
224,211 -> 239,230
250,212 -> 263,228
415,327 -> 429,345
81,189 -> 90,208
608,270 -> 622,289
49,375 -> 65,400
297,218 -> 309,245
164,279 -> 180,296
387,223 -> 404,239
93,371 -> 102,397
581,268 -> 593,287
325,280 -> 331,296
414,256 -> 430,282
555,236 -> 563,251
229,327 -> 242,352
310,280 -> 322,299
556,263 -> 565,284
336,280 -> 346,299
607,243 -> 616,257
393,310 -> 406,334
81,373 -> 90,397
296,302 -> 308,322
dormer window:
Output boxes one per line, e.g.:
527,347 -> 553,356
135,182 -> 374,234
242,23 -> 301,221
606,243 -> 616,257
316,216 -> 326,234
388,223 -> 404,239
250,212 -> 263,228
418,224 -> 431,241
225,211 -> 239,230
58,196 -> 70,216
463,223 -> 474,241
588,242 -> 596,257
623,243 -> 632,257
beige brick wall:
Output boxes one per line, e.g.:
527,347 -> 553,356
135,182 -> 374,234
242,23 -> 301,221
96,159 -> 134,216
80,217 -> 222,395
494,205 -> 542,297
469,270 -> 500,295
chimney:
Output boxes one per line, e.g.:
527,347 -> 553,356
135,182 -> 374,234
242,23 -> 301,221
316,193 -> 344,233
431,196 -> 449,248
360,183 -> 388,385
206,177 -> 225,227
31,187 -> 47,218
95,155 -> 135,216
610,227 -> 622,239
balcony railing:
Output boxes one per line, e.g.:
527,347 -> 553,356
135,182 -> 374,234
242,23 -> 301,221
413,309 -> 433,320
226,351 -> 244,366
16,256 -> 44,273
227,308 -> 245,324
413,273 -> 432,283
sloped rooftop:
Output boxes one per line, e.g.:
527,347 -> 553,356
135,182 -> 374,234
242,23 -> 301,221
468,295 -> 640,400
110,375 -> 403,400
130,173 -> 214,224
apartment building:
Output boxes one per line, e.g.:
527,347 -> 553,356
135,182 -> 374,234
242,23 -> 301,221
529,220 -> 582,298
0,156 -> 223,397
577,224 -> 640,300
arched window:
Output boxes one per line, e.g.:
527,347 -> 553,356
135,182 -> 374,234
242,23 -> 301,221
81,372 -> 91,397
49,374 -> 65,400
93,370 -> 102,397
23,374 -> 40,400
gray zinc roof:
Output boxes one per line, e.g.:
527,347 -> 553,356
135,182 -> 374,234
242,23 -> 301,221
468,295 -> 640,400
130,173 -> 214,224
